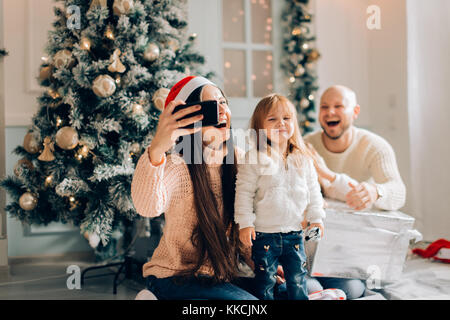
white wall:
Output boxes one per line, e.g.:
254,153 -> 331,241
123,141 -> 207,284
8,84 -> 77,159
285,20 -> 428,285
0,0 -> 8,268
315,0 -> 371,129
407,0 -> 450,240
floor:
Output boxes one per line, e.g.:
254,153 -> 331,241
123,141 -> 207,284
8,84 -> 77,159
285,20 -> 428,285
1,250 -> 449,300
0,259 -> 142,300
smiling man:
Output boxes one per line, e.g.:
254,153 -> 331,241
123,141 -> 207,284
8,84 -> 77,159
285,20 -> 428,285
304,85 -> 406,212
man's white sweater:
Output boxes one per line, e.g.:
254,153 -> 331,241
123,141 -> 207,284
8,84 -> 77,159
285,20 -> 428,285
304,127 -> 406,211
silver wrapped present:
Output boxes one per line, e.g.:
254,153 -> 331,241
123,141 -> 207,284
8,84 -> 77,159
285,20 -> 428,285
306,199 -> 422,283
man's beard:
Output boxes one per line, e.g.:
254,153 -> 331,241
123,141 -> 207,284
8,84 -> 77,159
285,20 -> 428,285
321,122 -> 350,140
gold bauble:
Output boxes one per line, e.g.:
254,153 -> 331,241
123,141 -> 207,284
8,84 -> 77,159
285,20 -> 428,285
131,103 -> 144,115
113,0 -> 134,16
89,0 -> 107,11
39,65 -> 53,82
53,49 -> 74,69
143,43 -> 160,62
152,88 -> 170,111
19,192 -> 38,211
55,126 -> 79,150
14,158 -> 34,176
92,74 -> 116,97
300,97 -> 310,109
23,132 -> 40,154
166,39 -> 180,52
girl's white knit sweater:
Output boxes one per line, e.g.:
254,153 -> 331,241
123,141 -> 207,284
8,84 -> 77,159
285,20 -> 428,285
234,149 -> 326,233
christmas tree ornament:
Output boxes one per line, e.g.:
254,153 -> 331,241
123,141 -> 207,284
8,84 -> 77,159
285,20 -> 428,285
132,103 -> 144,115
307,49 -> 321,62
39,65 -> 53,82
14,158 -> 34,177
92,74 -> 116,97
53,49 -> 74,69
80,37 -> 92,51
19,192 -> 38,211
38,136 -> 56,162
108,49 -> 126,73
152,88 -> 170,111
294,65 -> 305,77
143,43 -> 160,62
23,132 -> 40,154
89,0 -> 107,11
300,97 -> 310,109
166,39 -> 180,52
104,24 -> 115,40
56,116 -> 63,127
55,126 -> 79,150
113,0 -> 134,16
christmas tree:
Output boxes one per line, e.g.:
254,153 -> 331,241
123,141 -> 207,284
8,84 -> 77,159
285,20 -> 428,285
0,0 -> 210,259
281,0 -> 320,134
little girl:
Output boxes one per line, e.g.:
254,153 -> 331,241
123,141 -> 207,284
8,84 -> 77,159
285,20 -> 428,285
234,94 -> 325,300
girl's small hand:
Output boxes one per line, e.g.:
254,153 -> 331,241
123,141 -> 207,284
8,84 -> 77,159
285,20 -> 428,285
239,227 -> 256,247
308,223 -> 324,238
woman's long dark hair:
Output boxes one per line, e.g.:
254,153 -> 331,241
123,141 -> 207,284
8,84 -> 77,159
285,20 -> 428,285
175,86 -> 240,283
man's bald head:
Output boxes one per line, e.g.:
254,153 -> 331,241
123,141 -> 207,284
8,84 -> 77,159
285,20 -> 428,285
318,85 -> 360,141
321,85 -> 358,110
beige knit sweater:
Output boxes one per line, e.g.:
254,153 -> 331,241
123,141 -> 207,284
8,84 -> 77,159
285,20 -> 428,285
131,147 -> 234,279
304,127 -> 406,211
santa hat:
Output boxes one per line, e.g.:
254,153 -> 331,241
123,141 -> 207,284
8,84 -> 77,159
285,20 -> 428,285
164,76 -> 215,108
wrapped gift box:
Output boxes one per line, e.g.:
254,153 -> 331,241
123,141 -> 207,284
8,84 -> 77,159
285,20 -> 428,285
305,199 -> 422,283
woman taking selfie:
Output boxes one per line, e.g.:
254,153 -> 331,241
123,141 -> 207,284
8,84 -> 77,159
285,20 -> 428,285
131,76 -> 257,300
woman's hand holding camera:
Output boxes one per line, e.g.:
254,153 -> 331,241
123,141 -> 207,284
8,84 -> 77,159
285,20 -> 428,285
148,100 -> 204,165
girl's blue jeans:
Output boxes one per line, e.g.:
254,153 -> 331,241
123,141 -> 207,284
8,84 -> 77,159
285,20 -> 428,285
251,230 -> 309,300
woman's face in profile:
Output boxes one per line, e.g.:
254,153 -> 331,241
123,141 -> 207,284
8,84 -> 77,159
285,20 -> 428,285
200,85 -> 231,148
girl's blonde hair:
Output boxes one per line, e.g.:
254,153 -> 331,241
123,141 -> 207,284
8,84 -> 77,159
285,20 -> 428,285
249,93 -> 312,168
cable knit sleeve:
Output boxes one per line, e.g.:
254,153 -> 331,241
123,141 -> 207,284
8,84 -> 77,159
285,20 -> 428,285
131,148 -> 189,218
369,143 -> 406,211
304,158 -> 326,224
323,173 -> 359,202
234,153 -> 259,230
